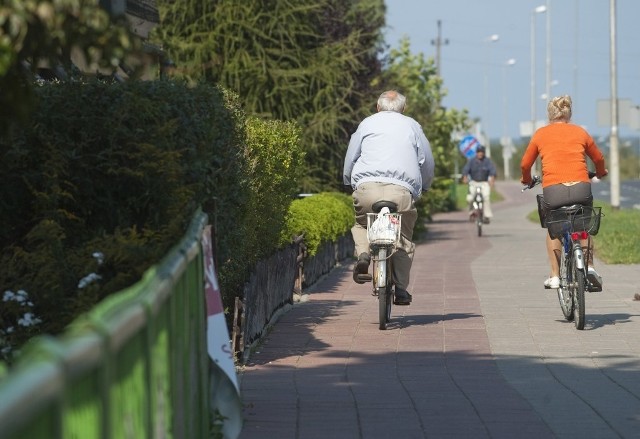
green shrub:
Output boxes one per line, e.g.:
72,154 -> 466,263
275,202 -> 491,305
242,117 -> 305,259
0,79 -> 247,359
217,117 -> 305,304
280,193 -> 354,255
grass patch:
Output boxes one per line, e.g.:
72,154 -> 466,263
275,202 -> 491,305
593,204 -> 640,263
526,203 -> 640,264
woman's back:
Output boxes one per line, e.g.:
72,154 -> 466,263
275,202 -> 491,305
524,123 -> 605,188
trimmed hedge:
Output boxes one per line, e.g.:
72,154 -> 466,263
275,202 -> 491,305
280,192 -> 354,256
218,117 -> 305,304
0,79 -> 308,360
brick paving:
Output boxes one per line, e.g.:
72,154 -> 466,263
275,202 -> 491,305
238,181 -> 640,439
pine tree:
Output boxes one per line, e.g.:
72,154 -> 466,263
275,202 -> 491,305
154,0 -> 386,191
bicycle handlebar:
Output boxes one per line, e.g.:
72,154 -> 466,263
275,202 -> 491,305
521,175 -> 541,192
522,171 -> 600,192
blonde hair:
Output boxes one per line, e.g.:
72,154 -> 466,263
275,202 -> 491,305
547,95 -> 572,122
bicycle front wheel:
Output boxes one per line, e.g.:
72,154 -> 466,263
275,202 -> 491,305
572,255 -> 586,330
377,284 -> 392,330
557,246 -> 574,321
477,210 -> 483,236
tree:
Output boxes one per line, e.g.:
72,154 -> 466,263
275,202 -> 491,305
0,0 -> 139,133
153,0 -> 386,191
381,37 -> 471,179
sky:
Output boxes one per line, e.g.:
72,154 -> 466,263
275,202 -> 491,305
383,0 -> 640,147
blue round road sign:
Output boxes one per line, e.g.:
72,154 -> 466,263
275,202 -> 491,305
459,135 -> 480,159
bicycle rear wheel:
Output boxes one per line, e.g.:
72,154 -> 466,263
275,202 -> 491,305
375,248 -> 391,330
572,255 -> 586,330
557,246 -> 574,321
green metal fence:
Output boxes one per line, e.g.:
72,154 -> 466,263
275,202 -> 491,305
0,212 -> 211,439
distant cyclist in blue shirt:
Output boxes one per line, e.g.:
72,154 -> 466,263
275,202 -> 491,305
462,145 -> 497,223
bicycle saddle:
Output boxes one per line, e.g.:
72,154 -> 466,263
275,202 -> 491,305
372,200 -> 398,213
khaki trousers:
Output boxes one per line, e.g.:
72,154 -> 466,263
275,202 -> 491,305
351,182 -> 417,290
466,181 -> 493,218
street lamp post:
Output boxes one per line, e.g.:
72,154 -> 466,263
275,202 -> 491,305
531,5 -> 547,177
609,0 -> 620,209
531,5 -> 547,135
545,0 -> 552,107
502,58 -> 516,180
483,34 -> 499,158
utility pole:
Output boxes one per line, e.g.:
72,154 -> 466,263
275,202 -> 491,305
431,19 -> 449,78
609,0 -> 620,209
545,0 -> 552,103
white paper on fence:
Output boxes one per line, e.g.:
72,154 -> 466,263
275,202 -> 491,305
369,207 -> 397,242
202,226 -> 242,439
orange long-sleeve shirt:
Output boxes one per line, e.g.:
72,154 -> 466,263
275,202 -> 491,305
520,122 -> 606,188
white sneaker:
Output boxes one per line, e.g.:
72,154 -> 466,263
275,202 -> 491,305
544,276 -> 560,289
587,267 -> 603,292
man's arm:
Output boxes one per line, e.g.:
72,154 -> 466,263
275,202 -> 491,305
461,159 -> 471,183
417,130 -> 435,190
343,130 -> 362,186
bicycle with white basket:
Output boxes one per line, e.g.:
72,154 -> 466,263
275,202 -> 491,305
365,201 -> 402,330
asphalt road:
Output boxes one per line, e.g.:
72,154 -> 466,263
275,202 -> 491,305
592,179 -> 640,209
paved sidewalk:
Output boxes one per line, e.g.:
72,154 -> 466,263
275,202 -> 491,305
238,181 -> 640,439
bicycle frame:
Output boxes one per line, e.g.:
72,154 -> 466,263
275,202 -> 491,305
551,208 -> 595,330
556,230 -> 587,329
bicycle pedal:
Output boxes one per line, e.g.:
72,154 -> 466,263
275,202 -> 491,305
356,273 -> 372,283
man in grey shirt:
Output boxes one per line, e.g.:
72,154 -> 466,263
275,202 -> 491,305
343,90 -> 435,305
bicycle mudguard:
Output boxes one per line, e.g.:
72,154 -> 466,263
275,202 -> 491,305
573,244 -> 585,270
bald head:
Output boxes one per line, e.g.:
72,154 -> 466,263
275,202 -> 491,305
377,90 -> 406,113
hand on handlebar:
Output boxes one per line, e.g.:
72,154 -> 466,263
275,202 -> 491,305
589,169 -> 608,180
521,175 -> 541,192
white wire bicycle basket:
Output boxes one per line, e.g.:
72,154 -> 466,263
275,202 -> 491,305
366,207 -> 401,246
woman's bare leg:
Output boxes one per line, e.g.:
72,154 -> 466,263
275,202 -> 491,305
546,233 -> 561,277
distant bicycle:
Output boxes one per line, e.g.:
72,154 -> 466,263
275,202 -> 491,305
363,201 -> 402,330
468,183 -> 484,237
523,175 -> 604,330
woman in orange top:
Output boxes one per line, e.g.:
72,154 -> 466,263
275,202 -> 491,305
520,95 -> 608,290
